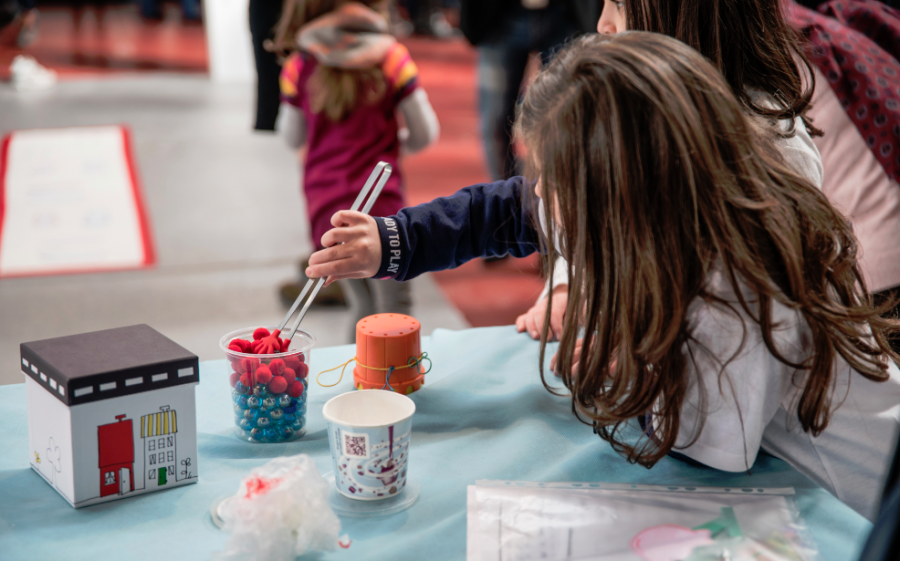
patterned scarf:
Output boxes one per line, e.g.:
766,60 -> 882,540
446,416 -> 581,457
788,0 -> 900,184
297,2 -> 396,69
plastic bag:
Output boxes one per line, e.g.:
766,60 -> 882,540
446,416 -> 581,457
214,454 -> 342,561
467,481 -> 818,561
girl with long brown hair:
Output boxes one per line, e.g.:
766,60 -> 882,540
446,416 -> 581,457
517,0 -> 826,341
274,0 -> 439,338
305,32 -> 900,521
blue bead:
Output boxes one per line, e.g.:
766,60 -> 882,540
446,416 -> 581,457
253,384 -> 267,398
269,408 -> 284,422
291,416 -> 306,431
239,418 -> 253,430
263,428 -> 280,442
282,412 -> 296,423
234,381 -> 245,394
257,416 -> 271,428
233,403 -> 244,416
247,396 -> 261,409
262,397 -> 276,410
278,426 -> 295,440
298,392 -> 308,404
243,408 -> 258,420
250,428 -> 264,441
278,395 -> 292,408
297,402 -> 307,417
238,395 -> 249,408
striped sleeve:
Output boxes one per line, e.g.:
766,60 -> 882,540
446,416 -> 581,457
279,53 -> 305,107
382,43 -> 419,102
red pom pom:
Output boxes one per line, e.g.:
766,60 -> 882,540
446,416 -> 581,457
295,361 -> 309,379
284,356 -> 302,371
282,368 -> 296,385
228,344 -> 243,354
287,381 -> 305,398
240,373 -> 253,387
230,360 -> 244,373
241,358 -> 259,374
255,365 -> 273,384
253,327 -> 270,341
230,338 -> 252,353
229,372 -> 240,387
267,376 -> 288,394
268,359 -> 285,376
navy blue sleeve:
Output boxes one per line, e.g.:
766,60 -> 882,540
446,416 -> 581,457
373,177 -> 541,281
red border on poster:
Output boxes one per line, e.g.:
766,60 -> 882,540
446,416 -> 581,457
120,126 -> 156,267
0,125 -> 156,279
0,133 -> 10,270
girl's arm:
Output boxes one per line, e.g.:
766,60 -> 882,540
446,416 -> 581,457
398,88 -> 439,154
305,177 -> 541,282
278,103 -> 307,149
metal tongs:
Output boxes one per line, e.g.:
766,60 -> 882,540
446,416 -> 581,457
278,161 -> 393,343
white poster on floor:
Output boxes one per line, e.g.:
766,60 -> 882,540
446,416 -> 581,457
0,125 -> 155,277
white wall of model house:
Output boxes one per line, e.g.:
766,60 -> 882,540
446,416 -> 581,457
27,376 -> 199,508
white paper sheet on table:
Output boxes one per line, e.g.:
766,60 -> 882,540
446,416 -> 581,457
466,481 -> 817,561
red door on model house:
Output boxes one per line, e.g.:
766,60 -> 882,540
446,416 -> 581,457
98,414 -> 135,497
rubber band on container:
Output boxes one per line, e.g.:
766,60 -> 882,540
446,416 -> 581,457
316,352 -> 432,388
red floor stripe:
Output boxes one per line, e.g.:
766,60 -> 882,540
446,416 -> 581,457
0,5 -> 207,79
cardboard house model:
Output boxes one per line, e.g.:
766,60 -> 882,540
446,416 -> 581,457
21,324 -> 200,508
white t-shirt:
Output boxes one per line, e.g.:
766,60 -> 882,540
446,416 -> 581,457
673,267 -> 900,521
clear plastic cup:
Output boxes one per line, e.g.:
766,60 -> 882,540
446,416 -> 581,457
219,327 -> 315,443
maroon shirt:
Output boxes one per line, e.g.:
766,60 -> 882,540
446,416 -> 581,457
280,43 -> 420,249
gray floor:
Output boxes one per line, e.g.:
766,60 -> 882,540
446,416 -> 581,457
0,75 -> 467,386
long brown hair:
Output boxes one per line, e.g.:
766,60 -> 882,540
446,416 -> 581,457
624,0 -> 821,137
516,32 -> 899,467
269,0 -> 387,121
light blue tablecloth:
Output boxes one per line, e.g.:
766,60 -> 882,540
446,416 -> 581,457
0,326 -> 872,560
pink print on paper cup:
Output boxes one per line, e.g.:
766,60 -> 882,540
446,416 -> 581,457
323,390 -> 415,500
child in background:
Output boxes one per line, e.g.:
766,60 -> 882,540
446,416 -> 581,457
273,0 -> 439,337
305,33 -> 900,521
516,0 -> 826,341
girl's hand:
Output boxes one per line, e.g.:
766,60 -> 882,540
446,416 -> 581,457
550,339 -> 617,379
516,285 -> 568,340
550,338 -> 584,377
305,210 -> 381,286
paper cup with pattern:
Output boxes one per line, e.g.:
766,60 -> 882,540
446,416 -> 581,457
323,390 -> 415,500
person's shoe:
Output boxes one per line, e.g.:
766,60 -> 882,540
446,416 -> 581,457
279,279 -> 348,309
10,55 -> 56,91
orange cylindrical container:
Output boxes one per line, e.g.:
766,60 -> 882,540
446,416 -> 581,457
354,314 -> 426,394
